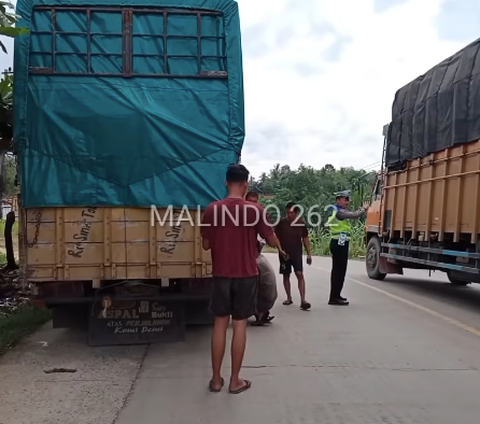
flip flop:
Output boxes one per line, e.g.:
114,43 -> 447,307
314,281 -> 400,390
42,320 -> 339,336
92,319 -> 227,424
283,299 -> 293,305
229,379 -> 252,394
209,378 -> 225,392
300,301 -> 311,311
251,315 -> 274,326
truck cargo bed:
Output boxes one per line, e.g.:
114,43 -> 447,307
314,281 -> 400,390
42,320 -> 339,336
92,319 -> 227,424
383,139 -> 480,243
19,206 -> 212,282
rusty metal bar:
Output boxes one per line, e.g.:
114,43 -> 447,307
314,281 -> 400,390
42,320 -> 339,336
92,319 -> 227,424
32,52 -> 122,56
197,12 -> 202,74
132,34 -> 225,40
52,9 -> 57,72
122,9 -> 133,76
31,31 -> 123,35
86,10 -> 91,73
29,5 -> 227,78
134,53 -> 224,58
28,69 -> 227,78
33,51 -> 221,59
34,5 -> 222,14
163,11 -> 168,74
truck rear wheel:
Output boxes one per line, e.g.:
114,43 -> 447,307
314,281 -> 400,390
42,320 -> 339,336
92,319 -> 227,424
446,271 -> 470,286
366,236 -> 386,280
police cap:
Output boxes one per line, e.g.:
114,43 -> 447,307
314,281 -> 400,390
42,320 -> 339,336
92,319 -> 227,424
334,189 -> 351,198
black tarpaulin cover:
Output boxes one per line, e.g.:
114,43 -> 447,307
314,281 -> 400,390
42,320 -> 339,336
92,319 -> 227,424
386,37 -> 480,169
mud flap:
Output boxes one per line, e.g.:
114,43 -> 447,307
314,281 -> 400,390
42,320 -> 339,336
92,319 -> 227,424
88,298 -> 186,346
379,256 -> 403,275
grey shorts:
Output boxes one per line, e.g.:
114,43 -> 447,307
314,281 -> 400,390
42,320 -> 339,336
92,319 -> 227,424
209,276 -> 258,320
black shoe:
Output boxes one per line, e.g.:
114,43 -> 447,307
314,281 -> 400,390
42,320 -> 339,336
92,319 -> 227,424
251,312 -> 275,326
328,299 -> 349,306
340,296 -> 348,302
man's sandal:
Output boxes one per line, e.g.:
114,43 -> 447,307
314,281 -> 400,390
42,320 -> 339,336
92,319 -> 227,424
300,301 -> 311,311
283,299 -> 293,305
208,378 -> 225,392
229,379 -> 252,394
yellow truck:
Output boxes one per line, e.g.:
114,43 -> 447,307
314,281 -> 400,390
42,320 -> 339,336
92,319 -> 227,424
13,0 -> 245,345
365,38 -> 480,286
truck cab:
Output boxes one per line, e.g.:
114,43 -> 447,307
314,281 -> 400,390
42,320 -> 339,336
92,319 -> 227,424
364,168 -> 402,281
365,171 -> 383,236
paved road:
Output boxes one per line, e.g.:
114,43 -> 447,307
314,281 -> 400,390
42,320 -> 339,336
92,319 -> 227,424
3,254 -> 480,423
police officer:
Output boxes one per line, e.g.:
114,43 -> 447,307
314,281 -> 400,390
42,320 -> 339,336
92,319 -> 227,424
325,190 -> 369,305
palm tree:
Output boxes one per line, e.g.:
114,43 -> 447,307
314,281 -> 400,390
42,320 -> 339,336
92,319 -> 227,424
0,1 -> 28,152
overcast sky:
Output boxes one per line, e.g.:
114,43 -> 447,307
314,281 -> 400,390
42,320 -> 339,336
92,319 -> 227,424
1,0 -> 479,179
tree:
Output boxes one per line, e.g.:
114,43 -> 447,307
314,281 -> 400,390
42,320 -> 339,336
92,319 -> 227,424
3,153 -> 16,195
0,1 -> 28,53
0,1 -> 28,152
0,68 -> 13,151
249,163 -> 377,230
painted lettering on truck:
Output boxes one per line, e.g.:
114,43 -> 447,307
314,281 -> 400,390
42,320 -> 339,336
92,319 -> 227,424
67,207 -> 97,258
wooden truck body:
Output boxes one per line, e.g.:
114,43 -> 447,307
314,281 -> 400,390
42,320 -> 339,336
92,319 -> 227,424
365,37 -> 480,285
13,0 -> 245,345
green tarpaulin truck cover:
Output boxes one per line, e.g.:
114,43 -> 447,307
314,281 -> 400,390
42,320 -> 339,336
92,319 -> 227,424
13,0 -> 244,208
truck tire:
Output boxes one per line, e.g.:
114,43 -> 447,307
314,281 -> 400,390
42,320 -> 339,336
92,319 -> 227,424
366,236 -> 386,281
446,271 -> 470,286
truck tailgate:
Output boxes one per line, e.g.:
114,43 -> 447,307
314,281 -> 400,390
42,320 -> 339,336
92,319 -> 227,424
19,206 -> 212,282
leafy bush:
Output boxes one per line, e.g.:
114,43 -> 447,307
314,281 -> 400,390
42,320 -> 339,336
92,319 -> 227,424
307,221 -> 366,258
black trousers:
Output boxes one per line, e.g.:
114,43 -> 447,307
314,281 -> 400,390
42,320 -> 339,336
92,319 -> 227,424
329,238 -> 349,301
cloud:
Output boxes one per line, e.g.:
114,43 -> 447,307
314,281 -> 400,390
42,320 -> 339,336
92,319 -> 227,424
373,0 -> 409,13
0,0 -> 475,181
435,0 -> 480,43
238,0 -> 471,178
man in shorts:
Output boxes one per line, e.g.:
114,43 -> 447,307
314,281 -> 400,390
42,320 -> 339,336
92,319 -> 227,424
252,239 -> 278,326
201,164 -> 284,394
245,191 -> 278,325
274,201 -> 312,311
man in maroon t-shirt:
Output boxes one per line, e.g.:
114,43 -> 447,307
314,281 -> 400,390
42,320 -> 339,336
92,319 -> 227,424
201,164 -> 284,395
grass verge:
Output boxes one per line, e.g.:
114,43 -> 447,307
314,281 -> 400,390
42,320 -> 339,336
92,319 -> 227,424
0,304 -> 52,356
